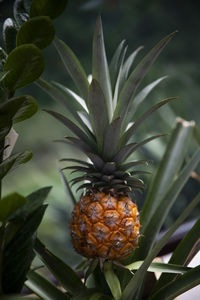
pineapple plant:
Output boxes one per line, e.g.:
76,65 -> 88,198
38,16 -> 177,263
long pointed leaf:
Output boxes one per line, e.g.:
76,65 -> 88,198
113,32 -> 177,120
59,169 -> 77,205
92,16 -> 113,120
141,118 -> 195,233
44,109 -> 96,149
126,76 -> 168,125
54,37 -> 89,101
114,134 -> 164,164
109,39 -> 126,89
153,217 -> 200,292
103,261 -> 121,300
121,192 -> 200,300
126,261 -> 191,274
26,270 -> 70,300
121,97 -> 176,145
89,79 -> 109,150
103,118 -> 122,160
36,78 -> 92,137
137,148 -> 200,260
149,266 -> 200,300
34,239 -> 87,296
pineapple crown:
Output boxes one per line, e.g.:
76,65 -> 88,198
38,16 -> 176,194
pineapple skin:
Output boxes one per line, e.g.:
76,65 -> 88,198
70,192 -> 140,260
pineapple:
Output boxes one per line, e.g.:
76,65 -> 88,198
40,17 -> 176,261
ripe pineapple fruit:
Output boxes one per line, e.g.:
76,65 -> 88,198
40,17 -> 176,260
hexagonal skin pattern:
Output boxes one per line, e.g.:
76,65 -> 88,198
70,192 -> 140,260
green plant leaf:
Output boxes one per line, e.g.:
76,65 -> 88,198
59,169 -> 77,205
92,16 -> 113,120
193,124 -> 200,146
137,147 -> 200,262
153,217 -> 200,293
89,79 -> 109,150
26,269 -> 70,300
36,78 -> 92,138
16,16 -> 55,49
0,95 -> 38,124
2,205 -> 47,293
114,134 -> 164,164
0,193 -> 27,222
141,118 -> 195,235
13,0 -> 29,26
102,118 -> 122,160
113,32 -> 177,120
121,192 -> 200,300
126,76 -> 168,126
1,297 -> 37,300
0,150 -> 33,180
44,109 -> 96,149
3,18 -> 17,53
10,186 -> 52,220
103,261 -> 121,300
3,44 -> 45,91
121,97 -> 176,145
126,261 -> 191,274
109,39 -> 126,90
54,37 -> 89,101
149,266 -> 200,300
34,238 -> 88,296
89,293 -> 112,300
30,0 -> 68,19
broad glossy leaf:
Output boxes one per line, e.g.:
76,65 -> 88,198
103,261 -> 121,300
113,32 -> 176,120
13,0 -> 29,26
0,150 -> 33,180
89,79 -> 109,150
102,118 -> 122,160
26,270 -> 70,300
0,193 -> 27,222
121,97 -> 176,145
121,192 -> 200,300
153,217 -> 200,292
2,205 -> 47,293
3,18 -> 17,53
30,0 -> 68,19
0,95 -> 38,124
34,238 -> 87,296
126,261 -> 190,274
92,16 -> 113,120
3,44 -> 44,91
16,16 -> 55,49
10,186 -> 52,220
59,169 -> 77,205
150,266 -> 200,300
126,76 -> 167,126
44,109 -> 96,149
141,119 -> 195,234
54,37 -> 89,100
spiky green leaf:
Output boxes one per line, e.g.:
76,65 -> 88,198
103,261 -> 121,300
54,37 -> 89,100
0,193 -> 27,222
92,16 -> 112,120
89,79 -> 109,150
113,32 -> 177,120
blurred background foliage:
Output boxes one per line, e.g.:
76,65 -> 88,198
0,0 -> 200,265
